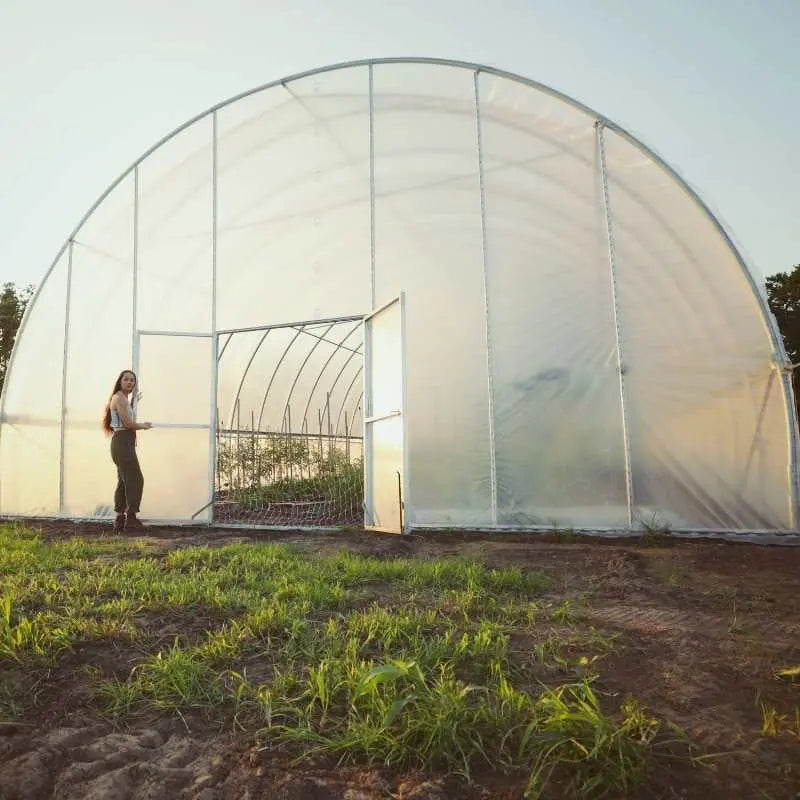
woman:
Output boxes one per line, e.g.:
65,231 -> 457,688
102,370 -> 153,532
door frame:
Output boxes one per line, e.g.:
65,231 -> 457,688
207,314 -> 366,526
133,328 -> 216,522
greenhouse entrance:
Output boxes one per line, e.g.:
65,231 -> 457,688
213,315 -> 365,528
211,299 -> 405,532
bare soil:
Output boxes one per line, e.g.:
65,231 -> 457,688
1,524 -> 798,800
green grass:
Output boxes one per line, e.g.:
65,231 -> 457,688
636,513 -> 673,545
0,523 -> 673,798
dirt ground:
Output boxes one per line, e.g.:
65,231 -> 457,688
1,523 -> 798,800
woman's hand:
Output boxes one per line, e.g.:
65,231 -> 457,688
140,422 -> 153,430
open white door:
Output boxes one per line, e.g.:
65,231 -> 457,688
364,295 -> 406,533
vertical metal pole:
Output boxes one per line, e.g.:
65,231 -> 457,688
208,111 -> 219,522
787,369 -> 800,529
228,419 -> 233,495
399,293 -> 410,533
397,470 -> 403,532
363,313 -> 371,526
132,166 -> 140,375
236,399 -> 241,488
228,330 -> 270,430
216,406 -> 221,496
287,404 -> 293,480
473,71 -> 498,527
58,240 -> 74,514
368,63 -> 376,309
596,122 -> 634,528
326,391 -> 333,478
303,417 -> 309,479
251,409 -> 256,489
317,408 -> 322,469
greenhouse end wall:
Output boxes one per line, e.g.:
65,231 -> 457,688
0,58 -> 796,532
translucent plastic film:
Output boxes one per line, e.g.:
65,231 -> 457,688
137,335 -> 212,425
134,334 -> 212,520
367,300 -> 402,420
4,61 -> 793,532
136,118 -> 214,333
217,322 -> 362,437
215,329 -> 268,431
373,63 -> 492,526
0,253 -> 68,515
603,127 -> 791,529
62,175 -> 135,517
364,298 -> 403,531
137,427 -> 210,520
216,67 -> 371,330
480,74 -> 628,528
365,415 -> 402,531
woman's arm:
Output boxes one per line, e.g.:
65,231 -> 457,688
111,393 -> 152,430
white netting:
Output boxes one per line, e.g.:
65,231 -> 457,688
214,431 -> 363,526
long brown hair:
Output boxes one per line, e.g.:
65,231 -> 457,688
102,370 -> 137,436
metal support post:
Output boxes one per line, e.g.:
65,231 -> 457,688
58,240 -> 74,513
596,122 -> 634,528
208,110 -> 219,521
474,70 -> 498,526
132,166 -> 140,374
369,63 -> 376,308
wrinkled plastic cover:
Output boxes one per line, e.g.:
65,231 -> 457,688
0,61 -> 793,530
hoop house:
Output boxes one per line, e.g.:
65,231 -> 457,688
1,58 -> 796,533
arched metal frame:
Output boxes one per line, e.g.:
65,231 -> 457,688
228,329 -> 270,430
298,322 -> 363,433
223,322 -> 363,436
2,57 -> 796,529
217,319 -> 364,441
279,323 -> 337,433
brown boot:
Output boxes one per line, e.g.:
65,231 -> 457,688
124,513 -> 146,531
113,514 -> 126,533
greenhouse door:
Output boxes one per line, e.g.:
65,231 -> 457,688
134,332 -> 214,522
364,295 -> 407,534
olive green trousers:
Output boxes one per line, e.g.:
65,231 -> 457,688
110,429 -> 143,514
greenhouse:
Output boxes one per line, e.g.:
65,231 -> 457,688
0,58 -> 796,533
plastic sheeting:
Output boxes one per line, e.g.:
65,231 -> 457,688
1,59 -> 794,531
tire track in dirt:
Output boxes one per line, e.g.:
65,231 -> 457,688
583,603 -> 693,635
585,601 -> 799,649
584,598 -> 798,759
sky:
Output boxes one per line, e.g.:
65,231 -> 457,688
0,0 -> 798,290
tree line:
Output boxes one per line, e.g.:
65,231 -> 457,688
0,283 -> 34,396
1,266 -> 800,398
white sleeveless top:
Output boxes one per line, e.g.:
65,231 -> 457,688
110,395 -> 135,431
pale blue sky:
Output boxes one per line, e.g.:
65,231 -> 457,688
0,0 -> 797,288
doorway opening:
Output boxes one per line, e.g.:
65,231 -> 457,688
213,316 -> 365,527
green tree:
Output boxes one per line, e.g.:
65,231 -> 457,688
0,282 -> 35,396
765,265 -> 800,363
